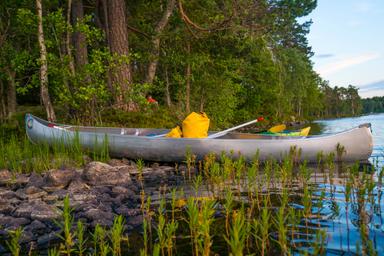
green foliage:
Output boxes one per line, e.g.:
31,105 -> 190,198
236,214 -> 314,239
5,227 -> 23,256
0,0 -> 349,128
362,96 -> 384,114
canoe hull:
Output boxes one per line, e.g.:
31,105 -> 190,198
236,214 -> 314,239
25,114 -> 373,163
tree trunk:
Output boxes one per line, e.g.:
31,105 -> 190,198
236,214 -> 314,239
165,67 -> 172,107
72,0 -> 88,69
107,0 -> 133,110
5,69 -> 16,117
66,0 -> 76,76
0,80 -> 6,119
199,88 -> 204,112
185,42 -> 191,114
144,0 -> 176,84
36,0 -> 56,121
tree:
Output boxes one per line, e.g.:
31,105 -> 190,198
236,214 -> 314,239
107,0 -> 133,110
36,0 -> 56,121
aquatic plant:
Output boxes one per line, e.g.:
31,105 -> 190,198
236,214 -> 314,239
5,227 -> 23,256
224,207 -> 248,256
110,215 -> 127,256
56,195 -> 75,256
76,220 -> 86,256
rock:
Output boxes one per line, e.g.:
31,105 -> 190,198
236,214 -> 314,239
30,201 -> 61,221
151,162 -> 160,168
111,186 -> 129,195
0,216 -> 30,229
84,208 -> 114,223
20,230 -> 34,243
115,206 -> 140,217
13,174 -> 29,187
15,188 -> 28,200
15,200 -> 60,221
25,186 -> 48,200
83,161 -> 131,186
0,169 -> 12,184
27,173 -> 44,188
37,231 -> 59,246
44,169 -> 77,187
126,215 -> 143,227
0,188 -> 16,199
14,202 -> 34,218
71,193 -> 97,204
42,186 -> 65,193
24,220 -> 47,235
43,194 -> 59,203
108,158 -> 130,167
0,200 -> 15,214
16,186 -> 48,200
67,180 -> 90,193
51,189 -> 69,200
25,186 -> 41,195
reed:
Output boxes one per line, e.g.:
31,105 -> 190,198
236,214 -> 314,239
224,207 -> 248,256
198,199 -> 216,256
186,197 -> 199,256
76,220 -> 86,256
110,215 -> 127,256
6,227 -> 23,256
92,224 -> 110,256
56,195 -> 75,256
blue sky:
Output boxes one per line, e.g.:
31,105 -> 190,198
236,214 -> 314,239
303,0 -> 384,98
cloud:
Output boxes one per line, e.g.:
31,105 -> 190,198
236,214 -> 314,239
358,80 -> 384,98
359,80 -> 384,92
317,53 -> 381,76
353,2 -> 374,13
315,54 -> 334,58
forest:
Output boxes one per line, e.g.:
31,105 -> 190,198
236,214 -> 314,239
362,96 -> 384,114
0,0 -> 364,128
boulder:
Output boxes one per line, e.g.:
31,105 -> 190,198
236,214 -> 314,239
84,207 -> 114,224
0,199 -> 15,214
83,161 -> 131,186
24,220 -> 47,235
30,201 -> 61,221
27,173 -> 45,188
67,180 -> 90,193
37,231 -> 60,246
15,200 -> 60,221
0,169 -> 12,185
0,216 -> 30,229
0,188 -> 16,199
44,169 -> 77,187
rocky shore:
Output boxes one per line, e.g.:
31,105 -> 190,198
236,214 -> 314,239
0,159 -> 188,252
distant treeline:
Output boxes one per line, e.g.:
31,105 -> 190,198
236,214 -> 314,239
362,97 -> 384,114
320,83 -> 362,118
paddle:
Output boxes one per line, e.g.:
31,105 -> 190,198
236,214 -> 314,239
207,117 -> 264,139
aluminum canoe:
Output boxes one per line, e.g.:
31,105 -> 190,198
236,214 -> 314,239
25,114 -> 373,163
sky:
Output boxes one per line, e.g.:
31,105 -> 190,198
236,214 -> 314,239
302,0 -> 384,98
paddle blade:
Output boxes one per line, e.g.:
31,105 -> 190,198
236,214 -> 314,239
268,124 -> 286,133
299,126 -> 311,136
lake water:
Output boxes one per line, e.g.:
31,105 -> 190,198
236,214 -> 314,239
302,113 -> 384,255
315,113 -> 384,167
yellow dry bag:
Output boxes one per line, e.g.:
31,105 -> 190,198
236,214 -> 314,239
182,112 -> 210,138
165,126 -> 182,138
